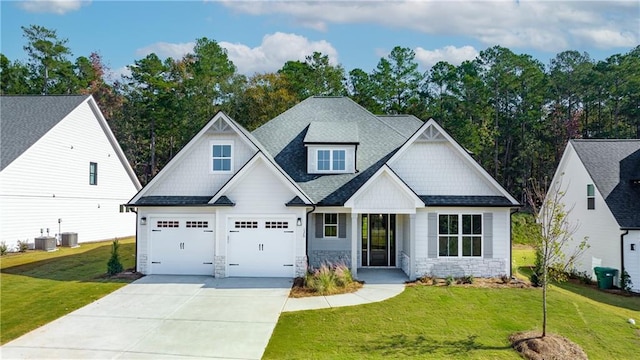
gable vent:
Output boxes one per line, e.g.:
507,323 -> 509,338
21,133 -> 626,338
417,125 -> 446,142
211,118 -> 232,133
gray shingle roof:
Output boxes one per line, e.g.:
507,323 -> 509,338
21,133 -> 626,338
376,115 -> 423,138
303,122 -> 359,143
571,139 -> 640,228
252,97 -> 420,205
420,195 -> 515,207
134,196 -> 213,206
1,95 -> 89,170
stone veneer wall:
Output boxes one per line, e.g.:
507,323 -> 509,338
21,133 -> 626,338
308,250 -> 351,269
214,256 -> 225,278
295,256 -> 308,277
414,258 -> 507,278
138,253 -> 148,274
401,252 -> 411,277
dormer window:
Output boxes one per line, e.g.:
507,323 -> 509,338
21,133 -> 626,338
304,122 -> 358,174
211,141 -> 233,173
318,149 -> 346,171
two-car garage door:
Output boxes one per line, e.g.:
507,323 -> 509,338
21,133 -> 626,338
148,215 -> 295,277
227,217 -> 295,277
149,216 -> 214,275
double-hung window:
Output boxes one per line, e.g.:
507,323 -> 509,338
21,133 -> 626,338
212,143 -> 232,172
316,149 -> 346,172
89,162 -> 98,185
324,213 -> 338,237
438,214 -> 482,257
587,184 -> 595,210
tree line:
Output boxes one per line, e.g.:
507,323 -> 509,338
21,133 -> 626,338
2,25 -> 639,201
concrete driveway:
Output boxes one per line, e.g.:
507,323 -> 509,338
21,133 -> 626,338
1,275 -> 293,359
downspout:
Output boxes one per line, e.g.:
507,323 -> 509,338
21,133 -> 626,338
129,207 -> 138,271
621,229 -> 629,282
510,207 -> 520,278
305,205 -> 317,271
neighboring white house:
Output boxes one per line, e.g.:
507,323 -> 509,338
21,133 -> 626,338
547,139 -> 640,292
128,97 -> 520,279
0,95 -> 141,250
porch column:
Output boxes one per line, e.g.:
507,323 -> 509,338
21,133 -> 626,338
351,212 -> 358,279
409,213 -> 416,280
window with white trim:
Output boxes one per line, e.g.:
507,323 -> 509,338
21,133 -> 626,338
324,213 -> 338,237
212,143 -> 232,172
89,162 -> 98,185
587,184 -> 595,210
317,149 -> 346,172
438,214 -> 482,257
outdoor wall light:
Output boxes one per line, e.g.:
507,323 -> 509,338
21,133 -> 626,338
140,217 -> 147,225
297,218 -> 302,226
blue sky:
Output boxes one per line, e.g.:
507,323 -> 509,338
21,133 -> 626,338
1,0 -> 638,81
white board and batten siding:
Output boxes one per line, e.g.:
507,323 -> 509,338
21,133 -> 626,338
0,100 -> 138,249
554,145 -> 623,279
623,230 -> 640,292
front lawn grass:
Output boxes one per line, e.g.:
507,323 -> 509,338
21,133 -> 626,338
265,245 -> 640,359
0,238 -> 136,344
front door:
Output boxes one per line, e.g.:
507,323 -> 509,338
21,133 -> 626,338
361,214 -> 396,267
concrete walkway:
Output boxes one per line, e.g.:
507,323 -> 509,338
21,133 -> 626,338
283,268 -> 407,312
1,270 -> 407,359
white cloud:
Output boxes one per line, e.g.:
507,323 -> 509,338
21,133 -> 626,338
17,0 -> 90,15
135,42 -> 195,60
220,32 -> 339,75
220,0 -> 639,51
105,66 -> 131,84
415,45 -> 479,69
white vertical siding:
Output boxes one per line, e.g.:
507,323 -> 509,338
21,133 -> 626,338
147,132 -> 256,196
0,101 -> 138,249
553,146 -> 622,278
623,230 -> 640,292
390,142 -> 499,196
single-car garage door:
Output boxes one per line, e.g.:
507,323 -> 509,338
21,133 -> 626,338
227,217 -> 295,277
149,216 -> 214,275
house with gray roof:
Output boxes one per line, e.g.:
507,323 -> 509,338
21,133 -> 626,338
128,96 -> 520,279
547,139 -> 640,291
0,95 -> 141,250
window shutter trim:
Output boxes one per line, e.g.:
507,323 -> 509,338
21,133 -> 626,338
315,213 -> 323,238
338,213 -> 347,238
428,212 -> 437,258
483,212 -> 493,259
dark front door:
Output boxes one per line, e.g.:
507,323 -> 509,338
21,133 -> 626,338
362,214 -> 396,267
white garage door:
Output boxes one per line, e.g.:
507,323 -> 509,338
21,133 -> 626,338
149,216 -> 214,275
227,218 -> 295,277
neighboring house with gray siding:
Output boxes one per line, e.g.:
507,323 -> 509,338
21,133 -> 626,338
0,95 -> 141,250
128,96 -> 520,279
546,140 -> 640,292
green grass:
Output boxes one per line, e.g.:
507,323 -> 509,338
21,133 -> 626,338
265,245 -> 640,359
0,238 -> 136,344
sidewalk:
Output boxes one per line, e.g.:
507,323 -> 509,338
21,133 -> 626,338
283,268 -> 407,312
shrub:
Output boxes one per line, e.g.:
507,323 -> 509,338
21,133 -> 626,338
511,213 -> 540,245
16,240 -> 28,253
620,270 -> 633,293
445,275 -> 454,286
0,241 -> 7,256
568,269 -> 594,285
333,263 -> 354,287
106,239 -> 124,276
459,275 -> 474,284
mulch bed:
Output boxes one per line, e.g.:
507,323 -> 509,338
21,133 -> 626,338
407,276 -> 531,289
509,331 -> 588,360
289,277 -> 364,298
97,268 -> 144,280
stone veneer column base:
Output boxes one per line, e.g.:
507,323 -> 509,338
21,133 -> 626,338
414,258 -> 507,278
400,252 -> 411,277
295,256 -> 308,277
214,256 -> 225,278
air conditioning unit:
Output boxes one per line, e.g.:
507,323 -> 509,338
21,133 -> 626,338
61,232 -> 78,247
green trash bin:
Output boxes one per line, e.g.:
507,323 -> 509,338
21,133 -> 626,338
593,267 -> 618,289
